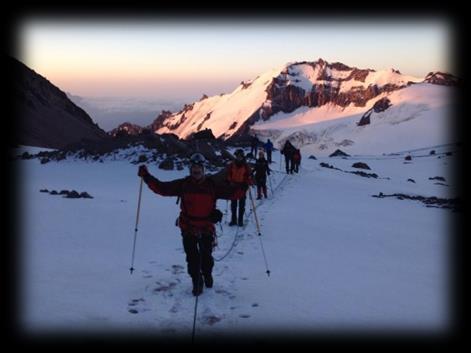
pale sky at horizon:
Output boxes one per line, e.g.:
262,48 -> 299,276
17,18 -> 453,102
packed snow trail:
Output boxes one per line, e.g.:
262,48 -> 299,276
20,148 -> 454,338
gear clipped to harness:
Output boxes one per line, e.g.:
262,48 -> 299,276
209,208 -> 223,224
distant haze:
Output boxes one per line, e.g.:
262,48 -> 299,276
18,17 -> 452,102
67,94 -> 187,131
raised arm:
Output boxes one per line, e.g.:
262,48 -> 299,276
138,165 -> 184,197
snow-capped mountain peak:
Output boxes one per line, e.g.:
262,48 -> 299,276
149,59 -> 455,151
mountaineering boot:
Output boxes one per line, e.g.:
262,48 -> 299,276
192,275 -> 204,296
203,273 -> 213,288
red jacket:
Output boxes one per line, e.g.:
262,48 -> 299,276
143,174 -> 241,235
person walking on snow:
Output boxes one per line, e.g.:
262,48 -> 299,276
225,149 -> 254,227
138,153 -> 247,296
250,135 -> 260,158
292,148 -> 301,173
264,139 -> 274,164
281,140 -> 295,174
252,150 -> 271,199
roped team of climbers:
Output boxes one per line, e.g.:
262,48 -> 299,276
137,137 -> 300,296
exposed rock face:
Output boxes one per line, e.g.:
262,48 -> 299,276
423,72 -> 461,86
357,97 -> 392,126
352,162 -> 371,170
265,59 -> 406,121
372,97 -> 392,113
148,58 -> 424,141
268,82 -> 306,113
329,149 -> 350,157
148,110 -> 173,133
158,158 -> 174,170
11,56 -> 108,149
108,122 -> 144,137
357,112 -> 371,126
190,128 -> 216,140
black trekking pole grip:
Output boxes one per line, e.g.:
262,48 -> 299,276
129,177 -> 144,274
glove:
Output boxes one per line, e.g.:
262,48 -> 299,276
240,182 -> 249,191
138,165 -> 149,178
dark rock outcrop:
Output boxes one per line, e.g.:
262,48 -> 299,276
191,128 -> 216,140
108,122 -> 144,137
148,110 -> 173,133
329,149 -> 350,157
357,111 -> 371,126
357,97 -> 391,126
372,97 -> 391,113
158,158 -> 175,170
265,59 -> 405,124
349,171 -> 378,178
429,176 -> 446,182
41,189 -> 93,199
352,162 -> 371,170
424,72 -> 461,86
372,192 -> 461,212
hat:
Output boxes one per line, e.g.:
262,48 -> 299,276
189,153 -> 206,166
234,149 -> 245,157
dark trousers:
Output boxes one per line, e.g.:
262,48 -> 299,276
181,232 -> 214,279
230,197 -> 246,223
284,155 -> 292,174
256,177 -> 268,198
266,150 -> 272,163
257,185 -> 267,198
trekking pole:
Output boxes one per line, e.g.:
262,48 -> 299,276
225,200 -> 229,224
248,188 -> 271,277
268,174 -> 274,197
191,292 -> 199,343
248,187 -> 262,236
129,177 -> 144,274
279,152 -> 282,172
191,239 -> 203,343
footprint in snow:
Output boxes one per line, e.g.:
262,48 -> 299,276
153,281 -> 178,293
127,298 -> 147,314
239,314 -> 251,319
171,264 -> 185,275
202,315 -> 223,326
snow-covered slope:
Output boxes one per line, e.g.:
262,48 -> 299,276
156,67 -> 283,139
253,83 -> 455,156
18,145 -> 459,339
